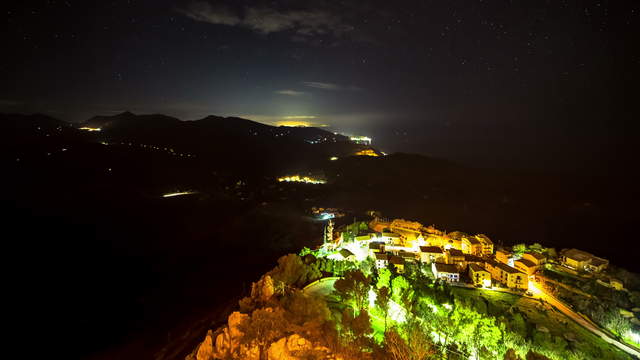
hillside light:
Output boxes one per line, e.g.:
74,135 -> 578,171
626,331 -> 640,344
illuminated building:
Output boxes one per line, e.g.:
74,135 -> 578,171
338,249 -> 356,261
474,234 -> 494,255
446,248 -> 466,269
514,258 -> 538,276
432,263 -> 460,283
485,260 -> 528,290
79,127 -> 101,131
418,246 -> 444,264
495,250 -> 512,265
368,242 -> 385,257
349,136 -> 372,145
375,253 -> 389,269
389,256 -> 405,273
560,248 -> 609,273
354,148 -> 379,157
469,264 -> 491,287
399,251 -> 418,263
522,252 -> 546,266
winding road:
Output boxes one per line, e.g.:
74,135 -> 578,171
527,280 -> 640,358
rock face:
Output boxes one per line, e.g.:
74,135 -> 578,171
267,334 -> 314,360
187,311 -> 254,360
251,275 -> 275,302
188,316 -> 335,360
195,330 -> 214,360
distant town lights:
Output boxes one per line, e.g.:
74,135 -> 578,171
277,175 -> 326,184
162,191 -> 197,198
79,127 -> 101,132
330,156 -> 339,161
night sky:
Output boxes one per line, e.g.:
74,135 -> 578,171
3,1 -> 638,172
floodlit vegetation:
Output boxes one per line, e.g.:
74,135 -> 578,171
227,249 -> 632,360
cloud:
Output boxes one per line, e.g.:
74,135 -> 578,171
276,90 -> 307,96
283,115 -> 316,119
178,2 -> 240,26
179,2 -> 353,42
303,82 -> 362,91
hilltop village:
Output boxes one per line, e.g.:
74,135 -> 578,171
321,217 -> 613,293
188,214 -> 640,360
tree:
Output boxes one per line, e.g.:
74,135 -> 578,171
376,286 -> 391,333
377,268 -> 392,289
269,254 -> 322,287
383,322 -> 437,360
334,270 -> 372,313
240,307 -> 290,360
512,244 -> 526,255
391,275 -> 415,313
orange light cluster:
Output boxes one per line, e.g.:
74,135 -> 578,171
355,149 -> 379,157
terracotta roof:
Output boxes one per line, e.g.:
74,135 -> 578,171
562,248 -> 592,262
464,254 -> 484,262
515,258 -> 536,268
448,248 -> 464,257
469,263 -> 488,273
434,263 -> 459,274
389,256 -> 405,265
419,246 -> 442,253
525,252 -> 545,260
497,263 -> 522,274
375,253 -> 389,261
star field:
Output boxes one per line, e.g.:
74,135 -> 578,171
2,0 -> 639,172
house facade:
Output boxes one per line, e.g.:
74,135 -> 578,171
432,262 -> 460,282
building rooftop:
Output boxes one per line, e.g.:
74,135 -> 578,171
562,248 -> 594,262
475,234 -> 493,245
375,253 -> 389,261
468,237 -> 481,245
369,242 -> 383,250
419,246 -> 443,253
434,262 -> 460,274
469,263 -> 488,273
464,254 -> 484,262
339,249 -> 355,258
389,256 -> 405,265
525,252 -> 545,260
515,258 -> 536,268
448,248 -> 464,257
399,252 -> 417,259
497,262 -> 523,274
590,257 -> 609,267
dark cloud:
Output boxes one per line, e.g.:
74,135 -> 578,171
275,90 -> 307,96
179,1 -> 354,41
303,82 -> 362,91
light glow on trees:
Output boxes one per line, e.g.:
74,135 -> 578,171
388,300 -> 407,323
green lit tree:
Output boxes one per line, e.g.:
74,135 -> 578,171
334,269 -> 372,313
376,286 -> 391,333
377,268 -> 392,289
